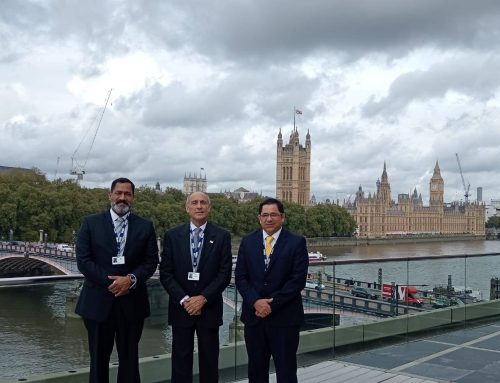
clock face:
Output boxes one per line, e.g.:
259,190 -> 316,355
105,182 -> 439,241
431,184 -> 437,191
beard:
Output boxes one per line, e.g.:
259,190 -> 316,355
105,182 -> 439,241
111,201 -> 131,216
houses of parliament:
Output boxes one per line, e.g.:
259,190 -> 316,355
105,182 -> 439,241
274,129 -> 485,238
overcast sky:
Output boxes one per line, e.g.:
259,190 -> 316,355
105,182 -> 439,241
2,0 -> 500,204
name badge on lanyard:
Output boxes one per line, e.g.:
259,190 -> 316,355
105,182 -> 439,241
114,218 -> 127,265
188,228 -> 203,280
188,272 -> 200,281
112,256 -> 125,265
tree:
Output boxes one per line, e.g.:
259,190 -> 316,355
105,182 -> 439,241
0,170 -> 357,241
486,216 -> 500,228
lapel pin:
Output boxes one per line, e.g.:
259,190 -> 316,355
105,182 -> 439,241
209,240 -> 214,244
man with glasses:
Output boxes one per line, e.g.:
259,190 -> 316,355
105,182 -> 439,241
235,197 -> 309,383
160,191 -> 232,383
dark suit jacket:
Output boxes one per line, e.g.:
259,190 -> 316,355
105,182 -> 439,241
75,210 -> 159,322
235,228 -> 309,327
159,222 -> 232,328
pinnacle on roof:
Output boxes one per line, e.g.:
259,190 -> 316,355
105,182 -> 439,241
381,161 -> 389,182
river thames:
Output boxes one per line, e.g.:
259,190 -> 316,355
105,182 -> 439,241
1,239 -> 500,380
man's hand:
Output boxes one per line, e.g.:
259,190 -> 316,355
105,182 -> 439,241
108,275 -> 131,297
183,295 -> 207,316
253,298 -> 273,318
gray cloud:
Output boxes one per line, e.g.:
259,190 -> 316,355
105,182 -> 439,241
362,55 -> 500,117
1,0 -> 500,205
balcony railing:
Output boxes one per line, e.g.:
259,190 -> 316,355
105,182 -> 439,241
2,250 -> 500,382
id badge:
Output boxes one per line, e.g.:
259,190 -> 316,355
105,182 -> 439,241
112,256 -> 125,265
188,272 -> 200,281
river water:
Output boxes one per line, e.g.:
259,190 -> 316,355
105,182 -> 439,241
1,240 -> 500,380
311,240 -> 500,300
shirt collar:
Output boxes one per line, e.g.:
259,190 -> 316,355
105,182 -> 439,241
190,221 -> 207,232
262,228 -> 282,242
110,208 -> 130,223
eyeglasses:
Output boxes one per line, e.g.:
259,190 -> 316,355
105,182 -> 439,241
259,213 -> 282,220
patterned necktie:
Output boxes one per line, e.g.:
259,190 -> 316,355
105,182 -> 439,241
265,235 -> 273,257
193,227 -> 201,249
115,217 -> 127,255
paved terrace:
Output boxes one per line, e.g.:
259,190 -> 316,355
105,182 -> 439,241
10,316 -> 499,382
235,318 -> 500,383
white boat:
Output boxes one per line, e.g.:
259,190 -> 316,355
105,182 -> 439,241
453,286 -> 483,302
308,251 -> 327,261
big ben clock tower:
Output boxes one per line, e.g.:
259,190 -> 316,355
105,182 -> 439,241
429,161 -> 444,209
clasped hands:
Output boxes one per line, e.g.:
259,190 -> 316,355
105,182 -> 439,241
254,298 -> 273,318
108,275 -> 131,297
183,295 -> 207,316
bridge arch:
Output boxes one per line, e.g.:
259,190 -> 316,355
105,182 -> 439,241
0,255 -> 73,277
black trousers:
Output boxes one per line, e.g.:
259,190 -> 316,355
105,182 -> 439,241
83,303 -> 144,383
171,323 -> 220,383
244,323 -> 300,383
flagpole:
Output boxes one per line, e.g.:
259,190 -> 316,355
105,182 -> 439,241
293,106 -> 296,130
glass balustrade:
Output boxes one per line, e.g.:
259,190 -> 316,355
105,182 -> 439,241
2,242 -> 500,382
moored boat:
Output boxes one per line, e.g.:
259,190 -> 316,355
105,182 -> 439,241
308,251 -> 327,261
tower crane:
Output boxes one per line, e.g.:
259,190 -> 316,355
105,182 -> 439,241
455,153 -> 470,203
70,89 -> 113,181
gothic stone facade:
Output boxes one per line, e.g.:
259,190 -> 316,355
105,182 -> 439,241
276,128 -> 311,206
346,162 -> 485,238
183,172 -> 207,194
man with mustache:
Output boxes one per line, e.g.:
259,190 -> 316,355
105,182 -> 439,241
75,177 -> 159,383
235,198 -> 309,383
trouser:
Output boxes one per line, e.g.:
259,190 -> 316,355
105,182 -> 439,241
244,323 -> 300,383
171,323 -> 220,383
84,304 -> 144,383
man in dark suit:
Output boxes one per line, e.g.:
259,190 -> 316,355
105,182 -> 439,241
235,197 -> 309,383
75,177 -> 159,383
159,191 -> 232,383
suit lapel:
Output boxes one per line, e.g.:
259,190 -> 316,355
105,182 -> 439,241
178,223 -> 193,271
123,213 -> 136,258
197,223 -> 215,271
266,229 -> 287,273
248,230 -> 267,275
102,210 -> 117,255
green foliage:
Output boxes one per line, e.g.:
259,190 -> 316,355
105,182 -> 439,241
486,216 -> 500,228
0,170 -> 357,242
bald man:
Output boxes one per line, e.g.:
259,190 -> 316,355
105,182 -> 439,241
159,192 -> 232,383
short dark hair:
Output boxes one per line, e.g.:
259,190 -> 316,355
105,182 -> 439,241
259,198 -> 285,214
111,178 -> 135,195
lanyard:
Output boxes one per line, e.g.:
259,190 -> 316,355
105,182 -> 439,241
262,245 -> 274,271
190,229 -> 204,272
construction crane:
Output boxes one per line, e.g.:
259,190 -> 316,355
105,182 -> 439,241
70,89 -> 113,181
455,153 -> 470,203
